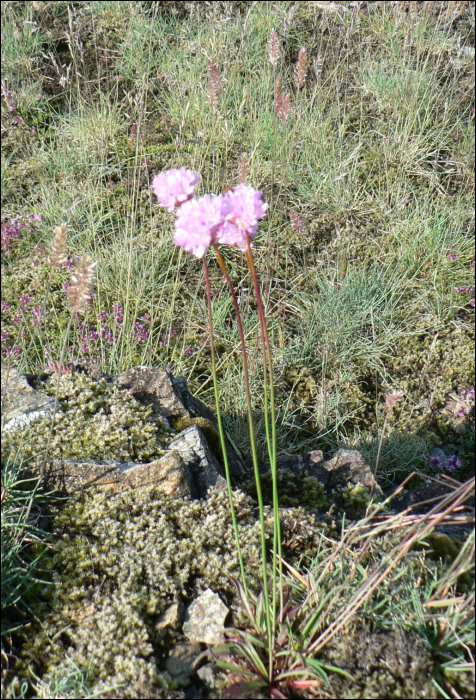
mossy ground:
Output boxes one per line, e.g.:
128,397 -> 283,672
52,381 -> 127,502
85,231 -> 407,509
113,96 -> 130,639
1,1 -> 474,698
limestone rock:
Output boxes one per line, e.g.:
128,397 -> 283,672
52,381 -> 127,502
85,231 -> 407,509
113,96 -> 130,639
168,425 -> 228,496
115,366 -> 249,480
1,365 -> 242,500
38,450 -> 194,497
306,448 -> 383,497
183,588 -> 229,646
1,367 -> 56,435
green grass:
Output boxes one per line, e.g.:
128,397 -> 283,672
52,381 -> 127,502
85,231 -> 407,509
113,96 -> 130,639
1,1 -> 474,698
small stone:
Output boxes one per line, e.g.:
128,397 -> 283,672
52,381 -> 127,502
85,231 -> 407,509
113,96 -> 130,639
155,602 -> 183,637
309,448 -> 383,496
165,641 -> 201,686
183,588 -> 229,645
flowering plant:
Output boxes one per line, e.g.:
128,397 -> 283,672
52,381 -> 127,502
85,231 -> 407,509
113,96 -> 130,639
152,168 -> 281,679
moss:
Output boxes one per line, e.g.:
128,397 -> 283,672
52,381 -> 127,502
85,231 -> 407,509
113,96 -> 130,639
330,482 -> 371,519
2,373 -> 173,466
324,623 -> 435,699
18,488 -> 271,697
243,465 -> 328,516
11,482 -> 337,697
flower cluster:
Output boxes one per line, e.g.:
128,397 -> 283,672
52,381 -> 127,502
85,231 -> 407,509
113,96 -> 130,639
151,169 -> 268,258
151,167 -> 200,212
451,259 -> 475,308
1,213 -> 43,253
429,453 -> 462,473
456,387 -> 475,418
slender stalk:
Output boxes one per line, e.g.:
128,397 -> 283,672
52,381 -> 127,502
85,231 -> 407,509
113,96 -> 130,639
38,314 -> 75,484
373,412 -> 388,496
23,278 -> 52,364
266,64 -> 277,307
21,312 -> 74,549
202,257 -> 249,601
244,236 -> 283,638
213,246 -> 272,673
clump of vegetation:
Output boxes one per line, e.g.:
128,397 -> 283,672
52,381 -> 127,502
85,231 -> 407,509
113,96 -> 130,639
2,372 -> 173,467
9,488 -> 270,698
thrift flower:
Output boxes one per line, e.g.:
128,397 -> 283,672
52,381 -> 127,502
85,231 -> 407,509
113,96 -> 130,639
152,168 -> 200,212
217,185 -> 268,250
174,194 -> 230,258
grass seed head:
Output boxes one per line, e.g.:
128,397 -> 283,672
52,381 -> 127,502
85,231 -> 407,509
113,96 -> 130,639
294,48 -> 307,91
268,29 -> 280,67
66,254 -> 97,315
46,223 -> 68,269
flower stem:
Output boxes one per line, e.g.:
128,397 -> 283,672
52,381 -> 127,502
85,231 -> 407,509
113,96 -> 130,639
202,257 -> 250,601
39,312 -> 74,484
244,239 -> 282,629
213,246 -> 272,666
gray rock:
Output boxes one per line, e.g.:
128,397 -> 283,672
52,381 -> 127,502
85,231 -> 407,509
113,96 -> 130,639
168,425 -> 228,496
1,367 -> 56,435
165,641 -> 202,686
307,448 -> 383,497
183,588 -> 229,645
1,365 -> 242,500
115,366 -> 250,480
35,450 -> 195,497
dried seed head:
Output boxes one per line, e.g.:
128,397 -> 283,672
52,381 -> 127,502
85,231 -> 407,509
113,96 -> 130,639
385,391 -> 404,415
294,48 -> 307,91
238,154 -> 248,184
66,254 -> 97,315
45,360 -> 75,376
289,210 -> 307,234
207,60 -> 223,107
275,75 -> 291,123
268,29 -> 280,67
46,223 -> 68,269
313,54 -> 323,81
275,74 -> 282,107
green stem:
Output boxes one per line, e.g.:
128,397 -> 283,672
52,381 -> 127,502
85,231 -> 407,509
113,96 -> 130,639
213,246 -> 272,671
266,64 -> 277,306
202,257 -> 250,601
244,238 -> 283,629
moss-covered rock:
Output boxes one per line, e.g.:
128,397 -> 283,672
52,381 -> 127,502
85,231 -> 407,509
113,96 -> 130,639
2,372 -> 173,466
19,488 -> 270,697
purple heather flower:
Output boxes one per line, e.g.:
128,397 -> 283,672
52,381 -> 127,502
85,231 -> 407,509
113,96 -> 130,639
429,454 -> 442,469
152,168 -> 200,212
174,194 -> 230,258
448,253 -> 459,261
446,455 -> 462,472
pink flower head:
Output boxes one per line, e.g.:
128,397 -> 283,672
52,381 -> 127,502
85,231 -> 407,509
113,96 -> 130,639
174,194 -> 229,258
152,168 -> 200,212
216,185 -> 268,250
